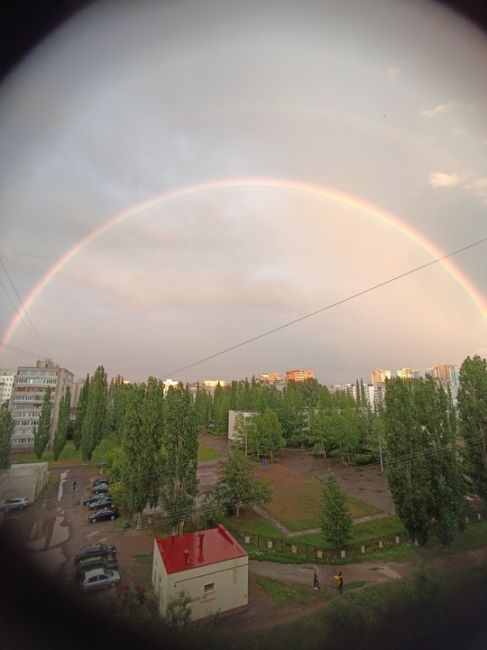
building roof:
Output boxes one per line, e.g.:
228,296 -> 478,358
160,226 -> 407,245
155,525 -> 247,574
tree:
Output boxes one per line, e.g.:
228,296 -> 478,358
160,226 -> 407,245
0,403 -> 14,469
217,447 -> 271,517
80,366 -> 108,461
457,355 -> 487,499
160,385 -> 198,535
255,407 -> 284,460
164,590 -> 192,627
34,388 -> 52,460
73,374 -> 89,450
320,470 -> 353,549
121,378 -> 164,529
52,387 -> 71,461
383,378 -> 432,545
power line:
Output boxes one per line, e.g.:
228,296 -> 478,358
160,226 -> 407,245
0,256 -> 48,354
164,236 -> 487,378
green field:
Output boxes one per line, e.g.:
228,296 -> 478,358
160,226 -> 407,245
254,462 -> 381,531
10,433 -> 218,466
10,433 -> 119,466
291,515 -> 406,547
224,509 -> 283,538
255,575 -> 335,607
197,441 -> 220,462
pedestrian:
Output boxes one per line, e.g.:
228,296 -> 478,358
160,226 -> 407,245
72,480 -> 77,492
313,569 -> 320,591
338,570 -> 343,594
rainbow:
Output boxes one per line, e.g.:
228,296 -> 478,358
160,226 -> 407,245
2,177 -> 486,353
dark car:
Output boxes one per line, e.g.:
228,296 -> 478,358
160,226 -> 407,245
88,496 -> 113,510
83,494 -> 110,507
88,507 -> 119,523
74,543 -> 117,564
75,556 -> 118,578
93,477 -> 110,487
92,483 -> 109,495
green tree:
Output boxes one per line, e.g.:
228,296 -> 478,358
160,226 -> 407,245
457,355 -> 487,499
320,470 -> 353,549
52,387 -> 71,461
80,366 -> 108,461
73,374 -> 89,450
217,447 -> 271,517
34,388 -> 52,460
122,378 -> 165,529
164,590 -> 192,627
256,407 -> 284,460
0,403 -> 14,469
160,385 -> 198,535
384,378 -> 432,545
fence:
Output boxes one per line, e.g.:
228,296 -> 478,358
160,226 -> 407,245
231,511 -> 485,562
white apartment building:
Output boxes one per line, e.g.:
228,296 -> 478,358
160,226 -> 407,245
9,359 -> 74,449
0,370 -> 16,405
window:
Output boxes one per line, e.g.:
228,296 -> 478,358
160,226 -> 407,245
204,583 -> 215,593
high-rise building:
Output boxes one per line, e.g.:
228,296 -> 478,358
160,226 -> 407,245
257,372 -> 280,384
285,369 -> 314,382
396,368 -> 420,380
9,359 -> 73,449
371,369 -> 391,385
426,364 -> 460,401
0,370 -> 16,404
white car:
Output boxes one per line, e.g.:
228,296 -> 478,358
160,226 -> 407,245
2,497 -> 29,511
80,567 -> 121,592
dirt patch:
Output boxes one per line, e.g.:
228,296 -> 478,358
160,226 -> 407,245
275,449 -> 395,515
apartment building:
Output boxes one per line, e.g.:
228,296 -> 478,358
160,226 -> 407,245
0,370 -> 16,405
285,369 -> 314,382
9,359 -> 74,449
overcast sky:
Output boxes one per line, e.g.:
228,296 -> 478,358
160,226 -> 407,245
0,0 -> 486,384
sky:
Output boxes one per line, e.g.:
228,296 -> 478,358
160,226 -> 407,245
0,0 -> 486,384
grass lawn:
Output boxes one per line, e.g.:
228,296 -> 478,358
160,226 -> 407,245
254,462 -> 381,531
224,509 -> 283,538
10,432 -> 119,467
255,576 -> 335,607
197,441 -> 220,462
291,515 -> 406,547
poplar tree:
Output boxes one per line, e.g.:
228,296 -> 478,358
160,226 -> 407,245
73,375 -> 89,450
160,385 -> 198,535
81,366 -> 108,461
121,378 -> 165,529
320,470 -> 353,549
257,407 -> 284,460
52,387 -> 71,461
457,355 -> 487,499
0,402 -> 14,469
34,388 -> 53,460
384,378 -> 432,545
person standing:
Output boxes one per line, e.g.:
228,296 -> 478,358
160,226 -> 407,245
338,570 -> 343,594
313,569 -> 320,591
72,480 -> 77,492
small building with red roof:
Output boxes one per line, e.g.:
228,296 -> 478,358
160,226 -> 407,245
152,524 -> 248,621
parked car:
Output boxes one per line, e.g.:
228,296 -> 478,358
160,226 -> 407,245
74,543 -> 117,564
88,496 -> 113,510
93,477 -> 110,487
2,497 -> 29,511
92,482 -> 109,495
83,494 -> 108,507
76,556 -> 118,578
88,507 -> 119,523
80,567 -> 120,592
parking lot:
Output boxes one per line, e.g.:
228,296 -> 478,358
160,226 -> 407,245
2,465 -> 154,600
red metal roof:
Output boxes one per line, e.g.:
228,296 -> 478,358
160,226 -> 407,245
155,525 -> 247,574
